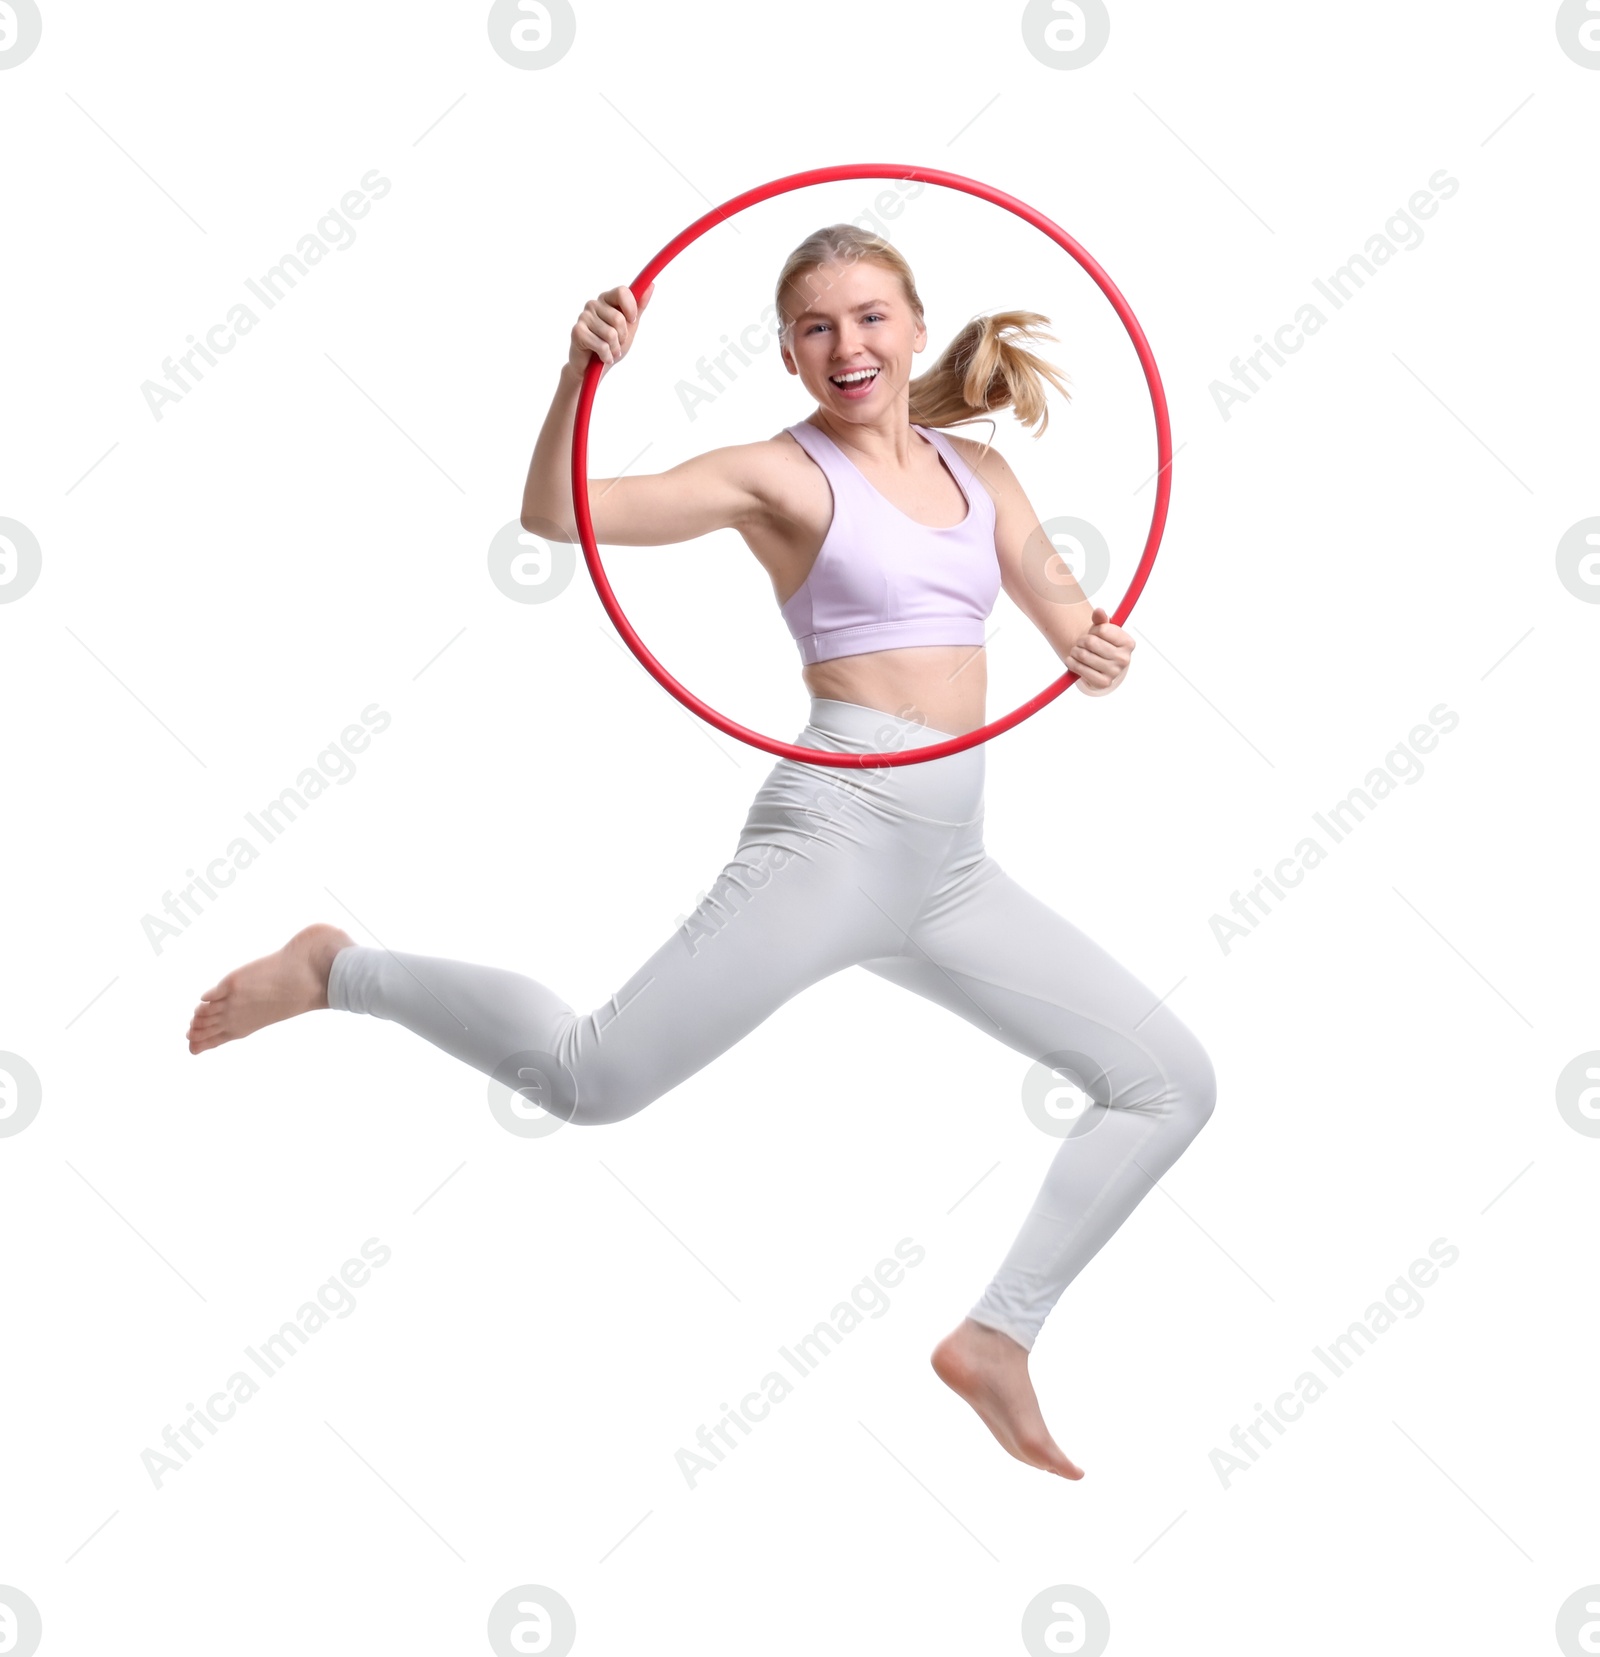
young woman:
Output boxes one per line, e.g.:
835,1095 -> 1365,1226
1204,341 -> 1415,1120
186,225 -> 1217,1482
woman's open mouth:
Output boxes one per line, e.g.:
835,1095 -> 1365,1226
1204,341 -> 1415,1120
828,366 -> 880,400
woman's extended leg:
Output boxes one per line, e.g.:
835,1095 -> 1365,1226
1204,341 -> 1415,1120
187,726 -> 972,1129
859,833 -> 1217,1472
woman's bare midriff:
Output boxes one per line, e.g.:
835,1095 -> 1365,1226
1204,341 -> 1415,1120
801,644 -> 988,738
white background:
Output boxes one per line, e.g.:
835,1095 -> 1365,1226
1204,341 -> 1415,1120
1,1 -> 1596,1652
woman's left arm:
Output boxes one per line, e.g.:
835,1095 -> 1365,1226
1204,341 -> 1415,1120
953,437 -> 1137,696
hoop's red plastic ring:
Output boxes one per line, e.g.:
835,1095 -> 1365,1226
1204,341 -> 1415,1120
571,162 -> 1172,770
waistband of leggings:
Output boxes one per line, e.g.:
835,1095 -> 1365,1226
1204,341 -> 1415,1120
786,699 -> 984,825
800,697 -> 969,754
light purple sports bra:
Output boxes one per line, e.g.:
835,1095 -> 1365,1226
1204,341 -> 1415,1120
779,421 -> 1002,665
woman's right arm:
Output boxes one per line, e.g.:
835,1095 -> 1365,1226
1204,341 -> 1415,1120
520,283 -> 771,546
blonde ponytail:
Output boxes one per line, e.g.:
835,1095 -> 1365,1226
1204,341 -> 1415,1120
906,309 -> 1072,439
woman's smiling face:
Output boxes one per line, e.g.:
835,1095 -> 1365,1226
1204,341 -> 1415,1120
779,258 -> 927,416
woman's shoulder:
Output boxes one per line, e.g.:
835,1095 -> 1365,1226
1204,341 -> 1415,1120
714,427 -> 833,530
929,427 -> 1010,510
684,429 -> 816,495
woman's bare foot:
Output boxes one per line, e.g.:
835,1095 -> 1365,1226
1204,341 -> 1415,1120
931,1318 -> 1084,1479
186,924 -> 355,1055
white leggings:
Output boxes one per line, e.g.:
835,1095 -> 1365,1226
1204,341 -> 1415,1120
328,697 -> 1216,1350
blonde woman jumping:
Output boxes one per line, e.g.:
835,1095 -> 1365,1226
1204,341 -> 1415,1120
187,225 -> 1217,1481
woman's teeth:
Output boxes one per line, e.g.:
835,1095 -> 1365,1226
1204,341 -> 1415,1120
830,368 -> 879,389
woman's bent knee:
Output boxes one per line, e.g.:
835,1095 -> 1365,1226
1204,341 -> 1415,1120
564,1094 -> 648,1128
489,1043 -> 650,1130
563,1056 -> 663,1128
1173,1038 -> 1218,1138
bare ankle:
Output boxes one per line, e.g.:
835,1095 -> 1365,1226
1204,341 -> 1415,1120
297,924 -> 355,1003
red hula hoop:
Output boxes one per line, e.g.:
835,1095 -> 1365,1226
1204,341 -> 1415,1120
571,162 -> 1172,770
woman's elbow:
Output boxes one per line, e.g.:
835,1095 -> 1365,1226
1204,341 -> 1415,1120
521,504 -> 577,542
